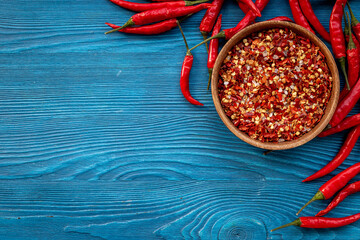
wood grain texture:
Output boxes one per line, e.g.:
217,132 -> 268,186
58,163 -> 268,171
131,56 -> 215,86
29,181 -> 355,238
0,0 -> 359,239
0,180 -> 359,240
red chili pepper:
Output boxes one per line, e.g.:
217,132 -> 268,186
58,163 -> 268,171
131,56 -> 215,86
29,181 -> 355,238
303,125 -> 360,182
298,0 -> 330,42
188,0 -> 269,52
288,0 -> 315,34
177,21 -> 203,106
235,0 -> 261,17
329,76 -> 360,127
180,53 -> 203,105
346,13 -> 360,87
271,213 -> 360,232
266,16 -> 294,22
224,0 -> 269,39
297,162 -> 360,215
316,181 -> 360,217
106,4 -> 213,34
319,113 -> 360,137
108,0 -> 208,12
339,13 -> 360,101
105,20 -> 178,35
207,14 -> 222,90
237,0 -> 248,14
347,2 -> 360,44
199,0 -> 224,46
330,0 -> 349,90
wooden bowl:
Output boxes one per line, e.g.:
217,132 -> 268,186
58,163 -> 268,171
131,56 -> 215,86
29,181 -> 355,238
211,21 -> 340,150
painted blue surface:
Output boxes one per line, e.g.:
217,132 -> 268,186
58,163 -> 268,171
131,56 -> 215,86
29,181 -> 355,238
0,0 -> 360,239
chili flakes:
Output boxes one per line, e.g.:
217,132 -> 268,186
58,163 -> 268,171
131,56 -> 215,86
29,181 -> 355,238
218,28 -> 332,142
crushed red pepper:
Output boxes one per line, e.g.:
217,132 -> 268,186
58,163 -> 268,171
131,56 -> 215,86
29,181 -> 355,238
218,28 -> 332,142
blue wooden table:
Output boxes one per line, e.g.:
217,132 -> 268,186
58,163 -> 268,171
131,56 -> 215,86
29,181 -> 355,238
1,0 -> 360,239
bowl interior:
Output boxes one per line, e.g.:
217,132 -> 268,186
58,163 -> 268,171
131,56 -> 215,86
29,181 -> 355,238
211,21 -> 340,150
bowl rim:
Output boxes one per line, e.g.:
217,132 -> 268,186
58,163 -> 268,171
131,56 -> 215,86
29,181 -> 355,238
211,21 -> 340,150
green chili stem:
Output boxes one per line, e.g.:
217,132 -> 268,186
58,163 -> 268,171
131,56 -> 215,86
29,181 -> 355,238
271,218 -> 301,232
296,191 -> 325,216
347,2 -> 360,27
177,20 -> 190,52
201,31 -> 209,53
189,31 -> 225,52
338,57 -> 350,90
186,0 -> 209,6
105,18 -> 134,34
347,13 -> 356,50
207,68 -> 212,90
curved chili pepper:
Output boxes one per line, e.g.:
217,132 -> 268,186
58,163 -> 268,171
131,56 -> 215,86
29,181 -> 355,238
106,4 -> 213,34
180,53 -> 203,105
288,0 -> 315,34
330,0 -> 349,90
189,0 -> 269,51
207,14 -> 222,90
298,0 -> 330,42
303,125 -> 360,182
109,0 -> 208,12
347,2 -> 360,43
199,0 -> 224,50
297,162 -> 360,215
319,113 -> 360,137
236,0 -> 261,17
271,213 -> 360,232
105,20 -> 178,35
224,0 -> 269,39
266,16 -> 294,22
329,77 -> 360,127
317,181 -> 360,217
177,20 -> 203,106
339,13 -> 360,101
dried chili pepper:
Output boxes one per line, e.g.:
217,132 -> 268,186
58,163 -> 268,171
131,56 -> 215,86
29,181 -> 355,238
330,0 -> 349,90
106,4 -> 212,34
237,0 -> 248,14
339,13 -> 360,101
266,16 -> 293,22
271,213 -> 360,232
288,0 -> 315,34
177,21 -> 203,106
297,162 -> 360,215
189,0 -> 269,51
317,181 -> 360,217
109,0 -> 208,12
298,0 -> 330,42
207,14 -> 222,90
319,114 -> 360,137
303,125 -> 360,182
199,0 -> 224,50
329,77 -> 360,127
235,0 -> 261,17
347,2 -> 360,43
106,20 -> 178,35
223,0 -> 269,39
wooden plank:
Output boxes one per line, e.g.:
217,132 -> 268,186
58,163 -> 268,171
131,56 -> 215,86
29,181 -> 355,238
0,180 -> 358,239
0,0 -> 360,239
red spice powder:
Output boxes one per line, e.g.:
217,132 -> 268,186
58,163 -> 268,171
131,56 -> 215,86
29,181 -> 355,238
218,28 -> 332,142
